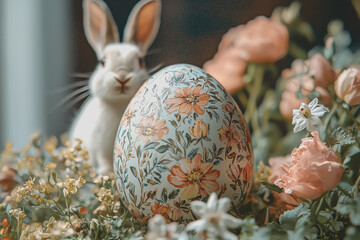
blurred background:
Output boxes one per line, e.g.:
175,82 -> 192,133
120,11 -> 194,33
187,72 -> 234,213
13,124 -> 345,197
0,0 -> 359,148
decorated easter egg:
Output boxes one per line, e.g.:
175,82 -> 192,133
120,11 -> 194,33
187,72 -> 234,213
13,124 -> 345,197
114,64 -> 253,223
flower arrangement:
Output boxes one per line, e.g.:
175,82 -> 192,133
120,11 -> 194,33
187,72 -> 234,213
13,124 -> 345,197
1,2 -> 360,239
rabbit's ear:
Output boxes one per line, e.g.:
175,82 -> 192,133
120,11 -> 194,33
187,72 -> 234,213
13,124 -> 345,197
83,0 -> 119,58
123,0 -> 161,53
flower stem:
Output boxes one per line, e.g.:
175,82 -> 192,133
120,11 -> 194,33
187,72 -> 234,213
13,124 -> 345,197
322,103 -> 338,137
337,185 -> 353,199
65,195 -> 76,230
315,196 -> 324,216
244,64 -> 265,136
343,104 -> 360,127
353,174 -> 360,196
49,195 -> 65,216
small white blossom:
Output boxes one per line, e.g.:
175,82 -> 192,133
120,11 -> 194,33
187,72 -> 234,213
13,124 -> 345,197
185,193 -> 242,240
146,214 -> 181,240
292,98 -> 329,133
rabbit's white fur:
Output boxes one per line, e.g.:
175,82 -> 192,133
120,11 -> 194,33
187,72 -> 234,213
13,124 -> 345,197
70,0 -> 161,174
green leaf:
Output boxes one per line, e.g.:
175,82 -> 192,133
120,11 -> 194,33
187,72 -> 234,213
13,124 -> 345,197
261,182 -> 283,193
158,159 -> 172,165
326,127 -> 356,148
169,120 -> 177,127
175,113 -> 181,121
147,179 -> 158,185
344,226 -> 360,240
156,145 -> 170,153
168,189 -> 180,200
336,194 -> 360,226
280,204 -> 309,230
317,211 -> 332,224
343,150 -> 360,174
250,228 -> 270,240
130,166 -> 138,178
144,142 -> 160,150
287,228 -> 305,240
161,188 -> 168,202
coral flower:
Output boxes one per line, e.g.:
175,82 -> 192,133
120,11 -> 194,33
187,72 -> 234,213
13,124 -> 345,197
120,108 -> 136,126
268,156 -> 301,216
280,59 -> 332,120
134,116 -> 169,143
228,162 -> 252,185
274,131 -> 344,199
165,86 -> 210,115
218,125 -> 241,147
305,54 -> 336,88
0,165 -> 17,193
222,103 -> 233,112
233,16 -> 289,63
203,50 -> 247,94
167,154 -> 220,200
334,67 -> 360,106
151,202 -> 171,223
114,144 -> 122,158
189,119 -> 208,138
243,162 -> 252,183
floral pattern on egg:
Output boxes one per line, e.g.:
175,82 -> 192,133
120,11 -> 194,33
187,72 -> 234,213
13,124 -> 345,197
114,64 -> 253,223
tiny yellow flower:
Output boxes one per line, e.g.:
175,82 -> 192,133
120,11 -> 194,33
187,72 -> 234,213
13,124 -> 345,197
45,162 -> 57,171
98,187 -> 114,207
56,176 -> 86,197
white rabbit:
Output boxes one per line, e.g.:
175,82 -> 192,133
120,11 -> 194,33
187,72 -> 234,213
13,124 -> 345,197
70,0 -> 162,174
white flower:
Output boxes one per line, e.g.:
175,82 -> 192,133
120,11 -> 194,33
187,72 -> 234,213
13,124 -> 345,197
185,193 -> 241,240
146,214 -> 181,240
292,98 -> 329,133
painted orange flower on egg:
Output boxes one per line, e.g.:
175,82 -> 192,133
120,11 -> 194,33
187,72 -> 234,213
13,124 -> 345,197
134,116 -> 169,143
121,108 -> 136,126
167,154 -> 220,200
165,86 -> 210,115
189,119 -> 208,138
151,202 -> 171,223
218,125 -> 241,147
243,162 -> 252,183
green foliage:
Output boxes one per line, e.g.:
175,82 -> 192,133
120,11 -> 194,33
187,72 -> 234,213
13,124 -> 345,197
336,195 -> 360,226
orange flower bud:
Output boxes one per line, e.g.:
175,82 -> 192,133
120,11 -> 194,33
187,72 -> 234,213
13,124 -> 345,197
2,219 -> 8,227
334,67 -> 360,106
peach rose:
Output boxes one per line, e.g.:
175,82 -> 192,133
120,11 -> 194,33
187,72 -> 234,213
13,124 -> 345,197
203,50 -> 247,94
203,24 -> 248,94
274,131 -> 344,199
233,16 -> 289,63
270,192 -> 300,218
268,156 -> 300,216
268,155 -> 292,184
334,67 -> 360,106
305,54 -> 336,88
280,59 -> 332,119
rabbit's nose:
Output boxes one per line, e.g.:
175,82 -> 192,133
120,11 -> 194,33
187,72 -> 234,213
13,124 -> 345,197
114,76 -> 131,85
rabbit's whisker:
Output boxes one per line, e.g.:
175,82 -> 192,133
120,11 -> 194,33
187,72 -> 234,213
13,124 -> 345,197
63,92 -> 91,112
49,80 -> 89,94
53,86 -> 90,110
146,48 -> 162,56
71,72 -> 93,78
147,63 -> 163,74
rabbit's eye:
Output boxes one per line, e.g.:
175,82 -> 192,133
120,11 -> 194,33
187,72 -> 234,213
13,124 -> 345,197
138,57 -> 145,68
99,56 -> 106,67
